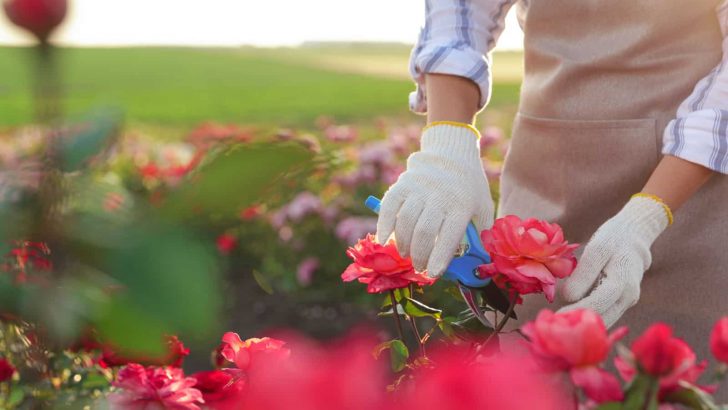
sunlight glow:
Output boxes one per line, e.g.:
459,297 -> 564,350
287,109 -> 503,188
0,0 -> 523,49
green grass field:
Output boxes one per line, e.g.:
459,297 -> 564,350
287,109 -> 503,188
0,44 -> 522,129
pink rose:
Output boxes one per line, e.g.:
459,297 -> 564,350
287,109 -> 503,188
478,215 -> 579,302
523,309 -> 626,403
710,316 -> 728,364
220,333 -> 290,372
341,234 -> 434,294
523,309 -> 627,370
615,323 -> 715,397
109,364 -> 204,410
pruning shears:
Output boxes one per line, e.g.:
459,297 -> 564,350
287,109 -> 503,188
365,196 -> 505,328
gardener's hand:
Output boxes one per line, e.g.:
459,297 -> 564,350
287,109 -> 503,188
557,194 -> 672,327
376,122 -> 494,279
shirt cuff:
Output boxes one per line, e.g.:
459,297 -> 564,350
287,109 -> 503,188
663,109 -> 728,173
408,43 -> 492,115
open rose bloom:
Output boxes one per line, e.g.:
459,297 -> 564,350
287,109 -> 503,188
109,364 -> 204,410
478,215 -> 578,302
341,233 -> 433,293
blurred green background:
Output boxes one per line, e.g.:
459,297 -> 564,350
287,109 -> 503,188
0,44 -> 523,129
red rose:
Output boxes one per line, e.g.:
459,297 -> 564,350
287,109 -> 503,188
3,0 -> 67,42
710,316 -> 728,364
0,358 -> 15,382
615,323 -> 715,397
341,234 -> 434,294
192,370 -> 246,410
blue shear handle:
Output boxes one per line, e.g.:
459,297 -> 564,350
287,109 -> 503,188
364,196 -> 491,288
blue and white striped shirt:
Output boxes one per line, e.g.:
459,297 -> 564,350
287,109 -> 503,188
410,0 -> 728,174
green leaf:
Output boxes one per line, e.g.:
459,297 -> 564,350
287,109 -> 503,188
94,223 -> 222,354
622,374 -> 659,410
450,315 -> 495,343
252,270 -> 274,295
162,143 -> 314,219
389,339 -> 409,373
664,382 -> 719,410
61,107 -> 123,172
402,297 -> 442,319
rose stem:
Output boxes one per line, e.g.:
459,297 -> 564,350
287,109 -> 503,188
389,290 -> 406,342
407,284 -> 426,357
482,292 -> 517,348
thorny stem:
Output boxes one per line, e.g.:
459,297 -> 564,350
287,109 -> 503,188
407,284 -> 427,357
389,290 -> 406,342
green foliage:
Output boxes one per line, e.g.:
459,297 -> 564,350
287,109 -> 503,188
162,142 -> 314,219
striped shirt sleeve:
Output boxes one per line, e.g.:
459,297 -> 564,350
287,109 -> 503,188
662,2 -> 728,173
408,0 -> 519,114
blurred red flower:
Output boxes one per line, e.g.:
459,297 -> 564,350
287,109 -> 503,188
216,234 -> 238,255
191,370 -> 246,410
615,323 -> 715,397
220,333 -> 290,372
109,364 -> 203,410
710,316 -> 728,364
478,215 -> 578,302
241,331 -> 390,410
0,358 -> 15,382
3,0 -> 67,42
100,335 -> 190,368
398,344 -> 575,410
341,234 -> 434,293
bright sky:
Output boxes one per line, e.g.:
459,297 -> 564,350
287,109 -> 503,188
0,0 -> 523,49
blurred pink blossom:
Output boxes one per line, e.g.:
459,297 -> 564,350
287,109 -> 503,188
296,257 -> 319,287
324,125 -> 358,143
335,217 -> 378,245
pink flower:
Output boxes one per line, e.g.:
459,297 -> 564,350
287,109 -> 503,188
296,257 -> 319,287
710,316 -> 728,364
341,234 -> 434,293
216,234 -> 237,255
286,192 -> 321,222
522,309 -> 626,403
478,215 -> 579,302
523,309 -> 627,370
334,216 -> 378,245
220,333 -> 290,372
615,323 -> 715,397
0,358 -> 15,382
191,370 -> 246,410
109,364 -> 204,410
324,125 -> 357,142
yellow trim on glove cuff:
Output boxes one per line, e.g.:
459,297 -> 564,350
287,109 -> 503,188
423,121 -> 481,139
632,193 -> 674,226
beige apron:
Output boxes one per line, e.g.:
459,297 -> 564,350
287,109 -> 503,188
499,0 -> 728,372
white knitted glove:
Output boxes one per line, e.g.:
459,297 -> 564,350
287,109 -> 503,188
557,195 -> 672,327
376,123 -> 494,279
